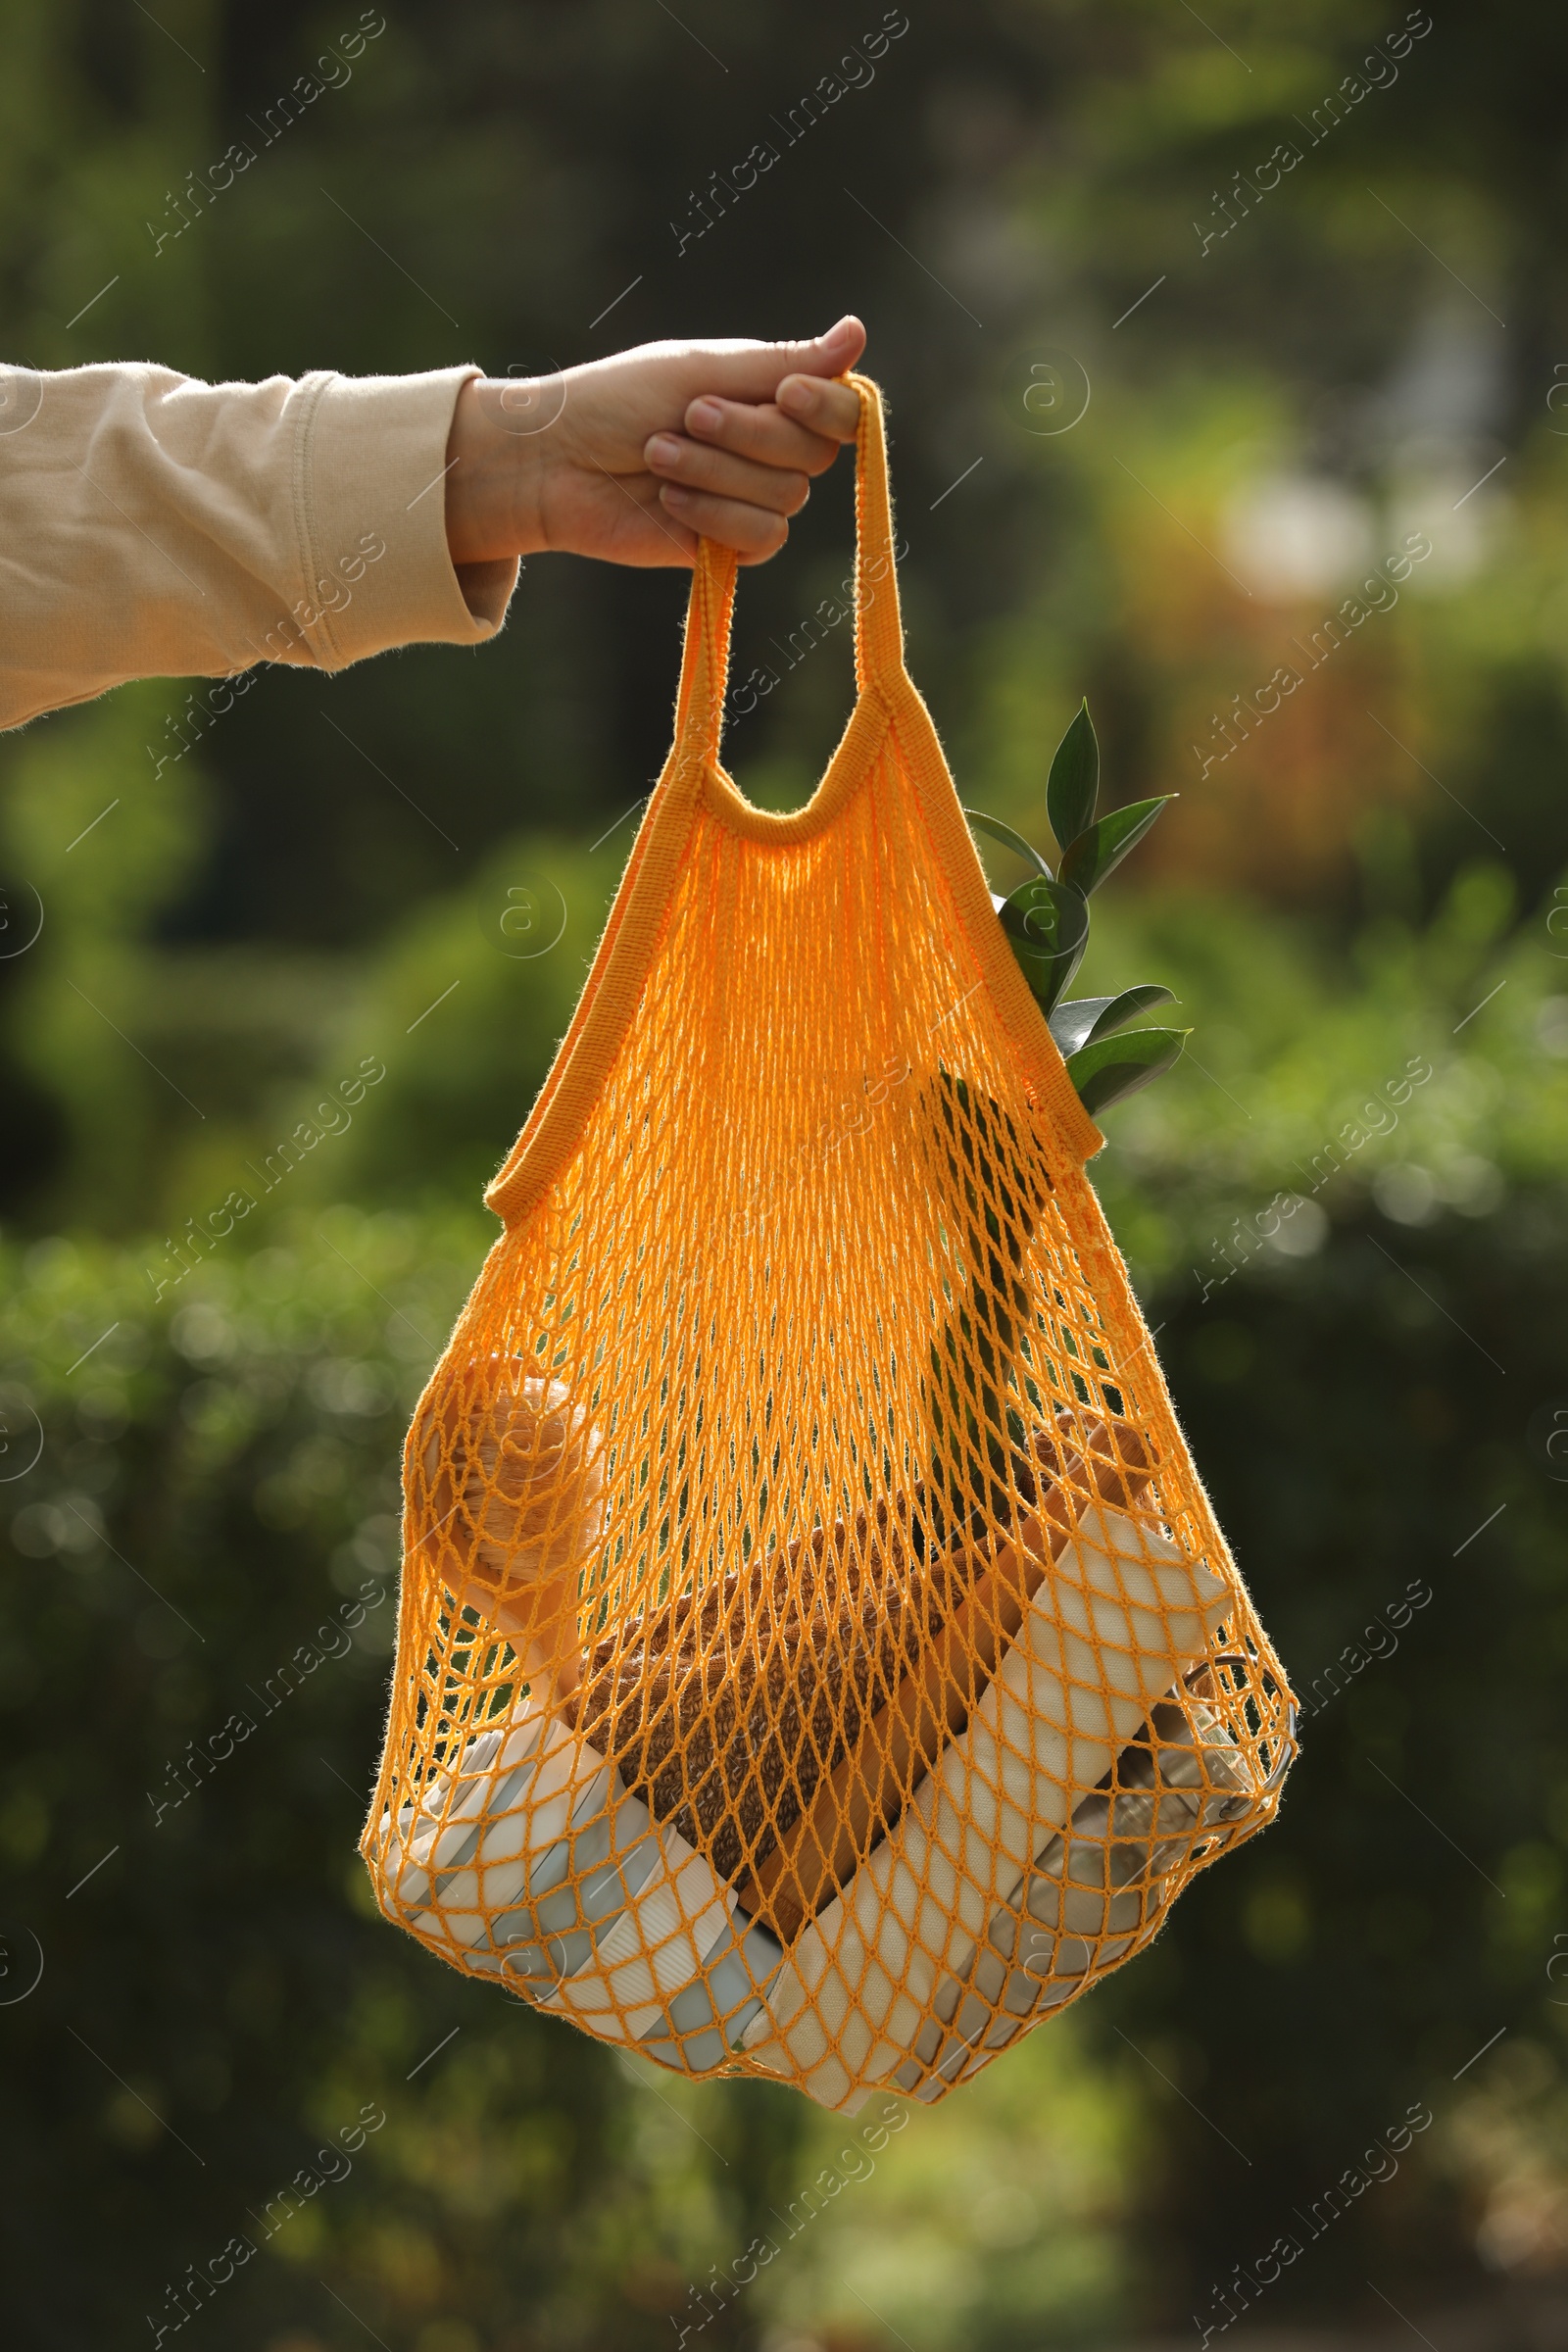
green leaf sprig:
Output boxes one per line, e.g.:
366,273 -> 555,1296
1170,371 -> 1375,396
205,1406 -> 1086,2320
965,701 -> 1188,1117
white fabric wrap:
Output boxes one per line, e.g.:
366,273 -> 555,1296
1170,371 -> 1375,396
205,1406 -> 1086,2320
376,1693 -> 734,2036
541,1829 -> 735,2044
740,1507 -> 1230,2112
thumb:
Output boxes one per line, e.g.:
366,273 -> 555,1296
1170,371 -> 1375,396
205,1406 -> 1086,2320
787,315 -> 866,380
695,316 -> 867,404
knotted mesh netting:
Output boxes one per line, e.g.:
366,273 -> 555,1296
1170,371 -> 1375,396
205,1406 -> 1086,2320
361,374 -> 1295,2113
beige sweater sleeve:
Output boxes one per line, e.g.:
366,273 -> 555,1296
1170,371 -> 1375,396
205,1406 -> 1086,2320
0,360 -> 518,733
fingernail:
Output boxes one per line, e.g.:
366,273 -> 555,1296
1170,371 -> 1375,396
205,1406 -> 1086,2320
662,483 -> 693,507
648,433 -> 682,465
777,376 -> 810,416
689,398 -> 723,432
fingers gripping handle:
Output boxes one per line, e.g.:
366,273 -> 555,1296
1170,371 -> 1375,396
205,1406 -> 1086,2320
671,372 -> 907,770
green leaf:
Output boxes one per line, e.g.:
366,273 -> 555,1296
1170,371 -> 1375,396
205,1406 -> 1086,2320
1047,702 -> 1099,853
1057,795 -> 1175,897
963,807 -> 1054,883
999,877 -> 1089,1016
1048,985 -> 1177,1059
1066,1026 -> 1190,1116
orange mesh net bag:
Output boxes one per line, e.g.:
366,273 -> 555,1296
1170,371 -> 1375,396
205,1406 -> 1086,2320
361,373 -> 1297,2113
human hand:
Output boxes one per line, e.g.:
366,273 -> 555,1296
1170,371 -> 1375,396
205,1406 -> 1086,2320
444,316 -> 866,569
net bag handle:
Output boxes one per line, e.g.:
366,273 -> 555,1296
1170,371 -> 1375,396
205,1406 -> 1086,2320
670,370 -> 906,775
483,366 -> 1103,1225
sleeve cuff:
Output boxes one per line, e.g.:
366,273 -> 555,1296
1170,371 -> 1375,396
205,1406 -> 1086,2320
298,364 -> 519,668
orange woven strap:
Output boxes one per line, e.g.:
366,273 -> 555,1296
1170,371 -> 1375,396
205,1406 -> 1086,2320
669,371 -> 906,777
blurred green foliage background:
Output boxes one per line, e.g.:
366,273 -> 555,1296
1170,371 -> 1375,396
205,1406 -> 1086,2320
2,3 -> 1567,2347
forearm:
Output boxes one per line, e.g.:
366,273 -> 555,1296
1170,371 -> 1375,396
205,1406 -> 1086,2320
0,326 -> 863,732
0,360 -> 514,733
